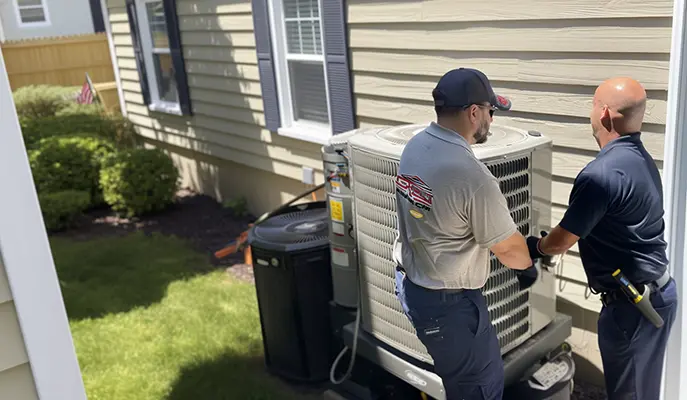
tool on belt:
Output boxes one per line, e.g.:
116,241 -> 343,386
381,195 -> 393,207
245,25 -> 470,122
611,269 -> 664,328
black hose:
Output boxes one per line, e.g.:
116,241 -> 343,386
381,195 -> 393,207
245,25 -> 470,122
252,181 -> 327,226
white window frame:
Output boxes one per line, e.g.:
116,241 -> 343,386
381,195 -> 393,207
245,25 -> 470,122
267,0 -> 333,145
13,0 -> 51,28
134,0 -> 182,116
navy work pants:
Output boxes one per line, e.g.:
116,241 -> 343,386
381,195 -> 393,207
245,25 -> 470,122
395,268 -> 504,400
598,278 -> 678,400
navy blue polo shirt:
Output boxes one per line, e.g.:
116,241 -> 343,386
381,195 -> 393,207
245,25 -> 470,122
558,132 -> 668,292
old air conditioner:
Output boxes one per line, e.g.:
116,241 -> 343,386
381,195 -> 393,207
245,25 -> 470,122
323,122 -> 566,399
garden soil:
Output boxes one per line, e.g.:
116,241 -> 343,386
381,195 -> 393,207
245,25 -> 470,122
55,188 -> 609,399
53,188 -> 256,283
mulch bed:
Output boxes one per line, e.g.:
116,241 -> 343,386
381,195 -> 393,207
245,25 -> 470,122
52,188 -> 257,283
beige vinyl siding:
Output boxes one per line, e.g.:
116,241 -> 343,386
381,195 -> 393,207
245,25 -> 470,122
106,0 -> 326,199
347,0 -> 672,313
0,260 -> 39,399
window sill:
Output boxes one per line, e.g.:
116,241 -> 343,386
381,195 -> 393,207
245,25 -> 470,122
18,21 -> 50,28
148,102 -> 183,116
277,122 -> 332,146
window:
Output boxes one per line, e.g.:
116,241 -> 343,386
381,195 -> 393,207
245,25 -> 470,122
125,0 -> 192,116
253,0 -> 355,144
269,0 -> 330,141
14,0 -> 49,26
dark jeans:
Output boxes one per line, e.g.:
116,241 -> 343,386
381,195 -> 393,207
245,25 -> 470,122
598,278 -> 678,400
395,268 -> 504,400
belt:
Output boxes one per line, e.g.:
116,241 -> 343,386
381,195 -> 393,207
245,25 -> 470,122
600,270 -> 671,306
395,265 -> 465,295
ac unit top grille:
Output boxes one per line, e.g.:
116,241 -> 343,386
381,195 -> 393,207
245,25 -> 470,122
248,208 -> 330,252
347,123 -> 551,161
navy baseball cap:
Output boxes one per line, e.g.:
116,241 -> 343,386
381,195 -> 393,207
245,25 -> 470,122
432,67 -> 512,111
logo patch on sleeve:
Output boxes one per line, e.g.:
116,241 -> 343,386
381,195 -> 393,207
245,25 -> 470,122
396,174 -> 433,211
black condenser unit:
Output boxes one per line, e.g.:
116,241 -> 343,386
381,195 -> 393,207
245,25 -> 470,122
248,201 -> 334,383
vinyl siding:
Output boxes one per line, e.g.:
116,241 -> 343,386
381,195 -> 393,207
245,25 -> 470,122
106,0 -> 671,311
105,0 -> 327,205
0,259 -> 39,399
347,0 -> 672,314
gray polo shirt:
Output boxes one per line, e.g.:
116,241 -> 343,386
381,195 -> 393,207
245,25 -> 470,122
392,122 -> 517,290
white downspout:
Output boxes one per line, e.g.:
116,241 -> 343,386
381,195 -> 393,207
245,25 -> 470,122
660,0 -> 687,398
100,0 -> 126,116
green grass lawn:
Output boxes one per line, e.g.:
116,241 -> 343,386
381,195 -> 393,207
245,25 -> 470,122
50,232 -> 320,400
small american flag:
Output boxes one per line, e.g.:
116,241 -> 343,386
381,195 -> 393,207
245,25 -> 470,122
76,73 -> 97,104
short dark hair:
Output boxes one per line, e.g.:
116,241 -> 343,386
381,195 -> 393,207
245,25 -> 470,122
435,105 -> 465,118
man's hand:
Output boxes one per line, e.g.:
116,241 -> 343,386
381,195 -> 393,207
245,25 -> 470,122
526,230 -> 548,260
516,265 -> 538,290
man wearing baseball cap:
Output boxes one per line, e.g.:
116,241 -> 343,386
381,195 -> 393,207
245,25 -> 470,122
393,68 -> 537,399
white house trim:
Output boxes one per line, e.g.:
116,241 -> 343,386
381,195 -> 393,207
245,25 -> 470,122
0,47 -> 87,400
100,0 -> 127,117
661,0 -> 687,398
0,15 -> 6,42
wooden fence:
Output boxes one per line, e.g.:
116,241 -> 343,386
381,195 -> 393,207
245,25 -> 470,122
1,33 -> 115,91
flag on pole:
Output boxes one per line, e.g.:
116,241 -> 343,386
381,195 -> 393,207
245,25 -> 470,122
76,72 -> 98,104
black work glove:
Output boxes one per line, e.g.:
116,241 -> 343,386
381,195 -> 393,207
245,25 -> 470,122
516,265 -> 539,290
526,230 -> 549,260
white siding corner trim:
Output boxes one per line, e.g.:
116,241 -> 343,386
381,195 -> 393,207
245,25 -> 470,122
0,48 -> 87,400
661,0 -> 687,398
101,0 -> 126,117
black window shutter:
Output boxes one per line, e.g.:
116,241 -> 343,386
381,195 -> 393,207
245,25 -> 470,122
322,0 -> 355,134
125,0 -> 151,105
162,0 -> 193,115
251,0 -> 281,131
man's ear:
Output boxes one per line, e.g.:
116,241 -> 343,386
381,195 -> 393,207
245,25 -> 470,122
600,105 -> 612,131
468,105 -> 479,123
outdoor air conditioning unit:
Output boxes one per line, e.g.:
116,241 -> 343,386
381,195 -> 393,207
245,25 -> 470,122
334,122 -> 557,366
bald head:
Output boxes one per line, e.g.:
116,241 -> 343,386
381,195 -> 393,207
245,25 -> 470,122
592,77 -> 647,135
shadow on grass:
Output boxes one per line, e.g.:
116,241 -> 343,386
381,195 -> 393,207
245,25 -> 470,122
51,231 -> 211,321
165,351 -> 325,400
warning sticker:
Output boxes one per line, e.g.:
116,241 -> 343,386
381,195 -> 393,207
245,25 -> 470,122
332,222 -> 344,236
330,198 -> 344,222
331,180 -> 341,193
332,247 -> 349,267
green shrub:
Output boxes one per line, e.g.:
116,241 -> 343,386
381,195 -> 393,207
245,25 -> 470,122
21,112 -> 139,150
100,147 -> 179,217
29,135 -> 116,204
38,190 -> 91,231
13,85 -> 80,119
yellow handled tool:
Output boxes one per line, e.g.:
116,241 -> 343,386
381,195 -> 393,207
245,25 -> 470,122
612,269 -> 664,328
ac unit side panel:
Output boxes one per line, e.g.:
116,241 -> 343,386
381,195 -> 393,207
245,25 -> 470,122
528,142 -> 558,336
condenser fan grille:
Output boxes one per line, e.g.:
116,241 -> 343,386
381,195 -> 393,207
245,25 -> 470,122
250,208 -> 329,249
350,145 -> 534,365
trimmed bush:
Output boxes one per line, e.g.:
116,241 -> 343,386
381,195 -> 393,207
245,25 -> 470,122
100,147 -> 180,217
29,135 -> 116,204
21,112 -> 138,150
13,85 -> 80,119
38,190 -> 91,231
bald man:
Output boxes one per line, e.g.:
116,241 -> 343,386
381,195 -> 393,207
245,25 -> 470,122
526,77 -> 678,399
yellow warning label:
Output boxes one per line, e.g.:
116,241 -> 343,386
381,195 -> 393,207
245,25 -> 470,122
330,198 -> 344,222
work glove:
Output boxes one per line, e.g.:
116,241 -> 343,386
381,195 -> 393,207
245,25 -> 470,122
526,230 -> 548,260
516,265 -> 539,290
